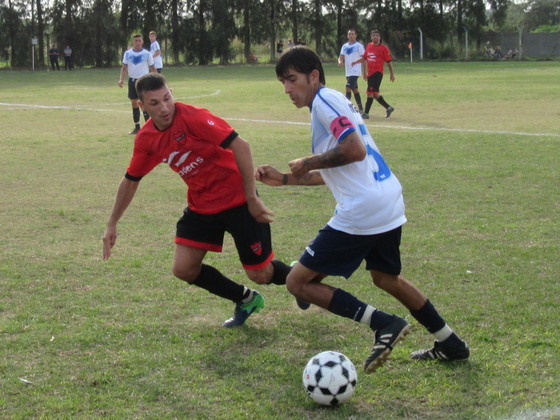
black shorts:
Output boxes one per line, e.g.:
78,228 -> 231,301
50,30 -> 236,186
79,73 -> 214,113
366,72 -> 384,95
175,204 -> 274,270
298,225 -> 402,278
346,76 -> 360,90
128,78 -> 139,100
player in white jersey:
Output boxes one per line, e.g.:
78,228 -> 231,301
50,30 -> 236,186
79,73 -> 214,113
149,31 -> 163,73
256,46 -> 469,373
338,29 -> 365,113
118,34 -> 156,134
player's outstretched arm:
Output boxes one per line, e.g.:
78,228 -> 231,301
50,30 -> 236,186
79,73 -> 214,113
102,177 -> 140,259
288,132 -> 365,179
230,136 -> 275,223
255,165 -> 284,186
255,165 -> 325,186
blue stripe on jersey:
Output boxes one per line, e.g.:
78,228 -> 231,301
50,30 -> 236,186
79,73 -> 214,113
316,87 -> 341,117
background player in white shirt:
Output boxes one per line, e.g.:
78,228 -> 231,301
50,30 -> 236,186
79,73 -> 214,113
149,31 -> 163,73
118,34 -> 156,134
256,46 -> 469,373
338,29 -> 365,113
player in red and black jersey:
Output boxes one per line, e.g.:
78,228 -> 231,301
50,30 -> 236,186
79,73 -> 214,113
352,30 -> 395,119
103,73 -> 292,327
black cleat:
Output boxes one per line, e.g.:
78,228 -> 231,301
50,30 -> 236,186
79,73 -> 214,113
364,315 -> 410,373
411,340 -> 470,361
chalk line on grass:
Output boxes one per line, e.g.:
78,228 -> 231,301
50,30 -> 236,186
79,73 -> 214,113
497,405 -> 560,420
1,102 -> 559,138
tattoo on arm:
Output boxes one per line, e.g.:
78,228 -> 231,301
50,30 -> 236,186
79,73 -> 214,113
306,146 -> 350,170
294,171 -> 323,185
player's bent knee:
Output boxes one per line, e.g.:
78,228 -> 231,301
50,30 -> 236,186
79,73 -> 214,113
245,270 -> 270,285
172,265 -> 198,284
285,276 -> 302,296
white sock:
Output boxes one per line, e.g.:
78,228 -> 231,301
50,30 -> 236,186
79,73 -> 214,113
433,324 -> 453,342
359,305 -> 375,326
241,287 -> 253,303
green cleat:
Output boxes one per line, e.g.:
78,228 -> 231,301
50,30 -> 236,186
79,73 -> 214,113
222,291 -> 265,327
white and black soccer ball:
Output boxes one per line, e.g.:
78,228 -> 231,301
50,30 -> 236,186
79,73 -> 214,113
302,350 -> 358,406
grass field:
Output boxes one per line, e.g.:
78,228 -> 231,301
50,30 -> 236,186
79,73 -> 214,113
1,61 -> 559,419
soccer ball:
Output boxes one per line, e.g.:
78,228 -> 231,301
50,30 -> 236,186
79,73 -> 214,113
302,351 -> 358,406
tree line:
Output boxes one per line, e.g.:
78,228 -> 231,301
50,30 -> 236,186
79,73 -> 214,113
1,0 -> 558,68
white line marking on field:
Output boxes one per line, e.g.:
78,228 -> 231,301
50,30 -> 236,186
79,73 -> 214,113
226,117 -> 560,138
498,405 -> 560,420
1,102 -> 559,138
0,102 -> 122,113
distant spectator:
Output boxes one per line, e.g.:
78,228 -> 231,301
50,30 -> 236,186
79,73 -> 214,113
63,45 -> 73,70
49,44 -> 60,71
494,46 -> 503,60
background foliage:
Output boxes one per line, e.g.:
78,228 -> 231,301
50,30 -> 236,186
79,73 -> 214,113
0,0 -> 559,67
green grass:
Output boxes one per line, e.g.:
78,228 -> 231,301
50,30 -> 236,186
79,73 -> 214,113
1,61 -> 559,419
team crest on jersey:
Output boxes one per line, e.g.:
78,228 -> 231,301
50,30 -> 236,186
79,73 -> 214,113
250,241 -> 263,256
207,120 -> 215,126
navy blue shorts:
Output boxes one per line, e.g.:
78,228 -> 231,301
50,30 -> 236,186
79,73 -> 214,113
128,78 -> 139,100
298,225 -> 402,278
346,76 -> 360,90
175,204 -> 274,270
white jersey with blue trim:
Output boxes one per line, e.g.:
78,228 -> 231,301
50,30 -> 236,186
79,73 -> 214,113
310,86 -> 406,235
122,48 -> 154,79
340,41 -> 364,77
150,41 -> 163,69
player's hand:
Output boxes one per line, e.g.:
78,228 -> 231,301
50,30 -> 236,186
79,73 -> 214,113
390,74 -> 395,82
288,158 -> 310,178
247,196 -> 275,224
255,165 -> 284,186
118,80 -> 124,88
102,225 -> 118,260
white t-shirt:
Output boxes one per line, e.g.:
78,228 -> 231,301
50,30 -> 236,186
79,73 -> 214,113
339,41 -> 364,77
310,87 -> 406,235
122,48 -> 154,79
150,40 -> 163,69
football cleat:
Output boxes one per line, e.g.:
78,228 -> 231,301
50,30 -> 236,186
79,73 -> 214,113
296,297 -> 310,310
364,315 -> 410,373
361,113 -> 370,119
385,106 -> 395,118
410,340 -> 470,361
129,126 -> 140,135
222,291 -> 265,327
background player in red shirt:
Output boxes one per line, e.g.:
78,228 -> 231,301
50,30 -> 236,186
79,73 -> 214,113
103,73 -> 292,327
352,30 -> 395,119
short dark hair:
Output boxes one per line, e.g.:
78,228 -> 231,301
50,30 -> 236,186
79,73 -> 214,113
275,46 -> 326,85
136,73 -> 167,101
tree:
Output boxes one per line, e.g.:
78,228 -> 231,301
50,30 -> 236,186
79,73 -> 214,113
36,0 -> 46,66
524,0 -> 560,30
